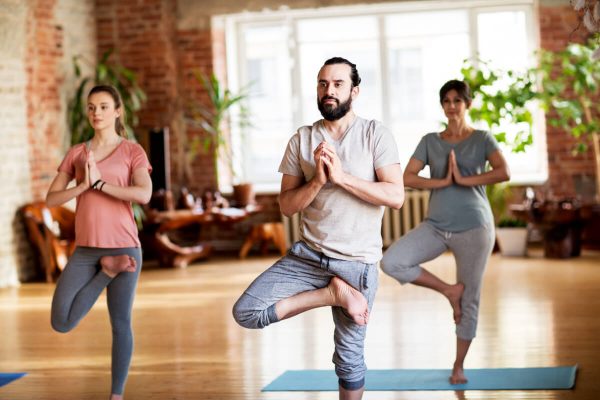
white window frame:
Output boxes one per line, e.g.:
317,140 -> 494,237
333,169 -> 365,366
215,0 -> 546,193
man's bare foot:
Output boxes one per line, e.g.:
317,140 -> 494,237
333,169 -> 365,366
101,255 -> 136,278
449,363 -> 468,384
445,283 -> 464,324
327,276 -> 369,325
110,393 -> 123,400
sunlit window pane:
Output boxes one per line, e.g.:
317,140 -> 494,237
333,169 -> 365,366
223,2 -> 543,190
236,25 -> 293,185
476,10 -> 543,184
385,10 -> 468,37
386,11 -> 470,168
389,48 -> 423,120
477,11 -> 529,71
297,16 -> 378,42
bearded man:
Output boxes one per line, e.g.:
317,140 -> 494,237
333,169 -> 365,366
233,57 -> 404,400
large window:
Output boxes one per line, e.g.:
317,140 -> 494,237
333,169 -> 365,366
218,0 -> 544,192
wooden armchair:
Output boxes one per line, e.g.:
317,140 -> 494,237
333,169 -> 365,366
146,210 -> 213,268
21,202 -> 76,282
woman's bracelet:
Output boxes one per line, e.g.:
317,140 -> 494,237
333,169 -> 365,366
99,181 -> 106,192
91,179 -> 102,190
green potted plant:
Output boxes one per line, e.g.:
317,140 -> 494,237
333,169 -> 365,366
537,39 -> 600,200
461,60 -> 537,256
486,182 -> 529,256
186,72 -> 253,206
461,59 -> 538,153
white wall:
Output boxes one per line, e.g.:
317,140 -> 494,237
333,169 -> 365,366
0,0 -> 31,287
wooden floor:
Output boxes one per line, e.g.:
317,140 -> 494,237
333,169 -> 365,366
1,248 -> 599,399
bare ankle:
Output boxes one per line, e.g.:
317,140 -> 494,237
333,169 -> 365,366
328,276 -> 369,325
325,280 -> 338,306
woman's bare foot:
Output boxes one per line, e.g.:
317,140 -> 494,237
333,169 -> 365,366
450,363 -> 468,384
327,276 -> 369,325
110,393 -> 123,400
101,255 -> 136,278
444,283 -> 464,324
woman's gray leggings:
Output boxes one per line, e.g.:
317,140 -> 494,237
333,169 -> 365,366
381,222 -> 494,340
51,246 -> 142,395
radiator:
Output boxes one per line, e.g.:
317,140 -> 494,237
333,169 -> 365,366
281,189 -> 429,249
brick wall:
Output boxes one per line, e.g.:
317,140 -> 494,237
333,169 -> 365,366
97,0 -> 180,131
0,1 -> 30,287
539,4 -> 597,198
0,0 -> 97,287
25,0 -> 96,204
176,27 -> 218,194
56,0 -> 97,142
94,0 -> 219,197
26,0 -> 64,200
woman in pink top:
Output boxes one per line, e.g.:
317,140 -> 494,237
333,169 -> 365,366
46,85 -> 152,400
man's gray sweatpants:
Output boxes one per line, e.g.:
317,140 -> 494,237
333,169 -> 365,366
381,222 -> 495,340
232,241 -> 378,390
50,246 -> 142,395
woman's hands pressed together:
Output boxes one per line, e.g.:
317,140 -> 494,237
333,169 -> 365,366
448,149 -> 465,186
88,151 -> 102,188
80,150 -> 102,191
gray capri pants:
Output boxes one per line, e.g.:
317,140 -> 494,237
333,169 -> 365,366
232,241 -> 378,390
381,222 -> 494,340
51,246 -> 142,395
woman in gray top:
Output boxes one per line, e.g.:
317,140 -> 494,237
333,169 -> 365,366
381,80 -> 510,384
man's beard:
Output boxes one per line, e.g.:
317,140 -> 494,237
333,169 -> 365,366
317,95 -> 352,121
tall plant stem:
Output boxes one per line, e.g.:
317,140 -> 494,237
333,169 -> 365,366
580,96 -> 600,200
592,132 -> 600,201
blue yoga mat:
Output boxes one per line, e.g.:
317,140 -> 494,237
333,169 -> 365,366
263,366 -> 577,391
0,373 -> 26,387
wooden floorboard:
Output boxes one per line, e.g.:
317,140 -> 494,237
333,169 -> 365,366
1,248 -> 599,399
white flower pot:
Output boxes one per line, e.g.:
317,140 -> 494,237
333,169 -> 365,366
496,227 -> 528,257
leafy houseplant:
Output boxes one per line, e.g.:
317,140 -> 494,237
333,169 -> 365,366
68,50 -> 147,145
186,72 -> 253,205
486,183 -> 529,256
461,59 -> 538,154
497,218 -> 527,228
486,182 -> 527,227
461,61 -> 536,256
537,39 -> 600,199
67,50 -> 147,228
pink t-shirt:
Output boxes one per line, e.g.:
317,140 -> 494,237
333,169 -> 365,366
58,140 -> 152,248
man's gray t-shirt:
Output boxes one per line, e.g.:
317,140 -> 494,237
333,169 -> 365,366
278,117 -> 400,263
413,130 -> 500,232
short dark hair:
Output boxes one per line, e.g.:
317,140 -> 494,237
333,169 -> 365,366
323,57 -> 361,87
439,80 -> 472,105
